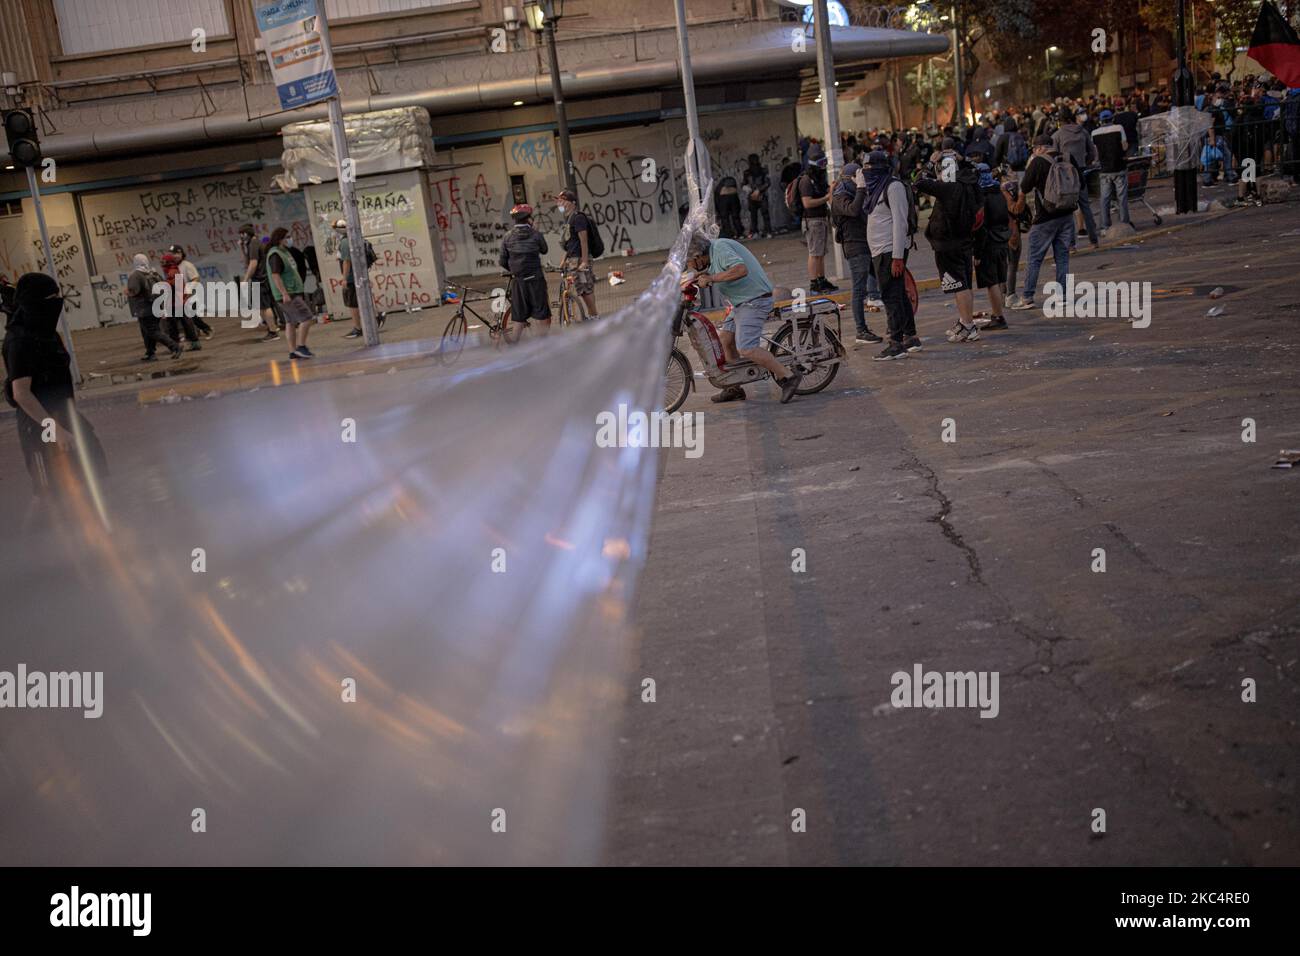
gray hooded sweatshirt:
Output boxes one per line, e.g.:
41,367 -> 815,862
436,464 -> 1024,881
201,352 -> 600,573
1051,122 -> 1097,172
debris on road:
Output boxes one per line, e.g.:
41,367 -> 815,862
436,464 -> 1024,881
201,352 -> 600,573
1272,450 -> 1300,470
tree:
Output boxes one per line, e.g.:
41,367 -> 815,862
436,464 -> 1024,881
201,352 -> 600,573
951,0 -> 1037,124
1141,1 -> 1262,82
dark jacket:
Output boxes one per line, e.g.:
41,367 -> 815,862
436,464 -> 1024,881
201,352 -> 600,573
830,185 -> 870,258
915,165 -> 983,248
1091,124 -> 1128,174
498,224 -> 548,277
975,184 -> 1011,257
1020,152 -> 1074,225
742,165 -> 770,203
1114,110 -> 1140,154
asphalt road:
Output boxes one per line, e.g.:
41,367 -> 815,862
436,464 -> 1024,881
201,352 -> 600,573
0,202 -> 1295,866
605,202 -> 1300,865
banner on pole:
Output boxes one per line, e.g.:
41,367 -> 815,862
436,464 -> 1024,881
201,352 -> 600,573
253,0 -> 339,110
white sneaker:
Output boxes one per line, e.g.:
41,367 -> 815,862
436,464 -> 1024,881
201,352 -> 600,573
1004,293 -> 1022,308
1009,298 -> 1038,311
865,297 -> 884,310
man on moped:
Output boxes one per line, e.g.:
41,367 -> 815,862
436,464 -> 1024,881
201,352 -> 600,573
682,233 -> 802,404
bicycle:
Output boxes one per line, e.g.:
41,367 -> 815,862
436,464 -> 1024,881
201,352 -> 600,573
496,264 -> 593,331
553,264 -> 591,327
439,278 -> 525,365
664,283 -> 844,413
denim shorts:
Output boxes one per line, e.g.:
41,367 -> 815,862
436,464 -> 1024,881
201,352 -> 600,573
721,294 -> 772,351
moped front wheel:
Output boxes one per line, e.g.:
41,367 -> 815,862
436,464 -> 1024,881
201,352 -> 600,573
664,348 -> 692,413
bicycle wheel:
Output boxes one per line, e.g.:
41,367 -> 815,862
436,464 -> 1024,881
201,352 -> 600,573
440,312 -> 468,364
768,322 -> 840,395
664,348 -> 692,413
568,289 -> 590,323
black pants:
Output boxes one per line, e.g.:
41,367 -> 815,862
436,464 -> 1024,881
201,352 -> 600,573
716,195 -> 743,238
747,199 -> 771,235
137,313 -> 179,356
166,310 -> 199,344
872,251 -> 915,342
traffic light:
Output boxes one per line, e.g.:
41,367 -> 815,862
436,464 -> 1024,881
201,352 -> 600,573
3,109 -> 41,168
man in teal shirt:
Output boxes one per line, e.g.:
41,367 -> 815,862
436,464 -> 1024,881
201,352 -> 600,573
684,233 -> 801,403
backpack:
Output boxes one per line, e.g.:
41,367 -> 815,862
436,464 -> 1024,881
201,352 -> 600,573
784,174 -> 804,216
1041,153 -> 1080,214
364,240 -> 377,268
941,179 -> 985,239
571,213 -> 605,259
880,176 -> 920,250
1006,132 -> 1029,170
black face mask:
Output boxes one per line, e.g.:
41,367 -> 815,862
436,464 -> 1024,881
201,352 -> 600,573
27,296 -> 64,332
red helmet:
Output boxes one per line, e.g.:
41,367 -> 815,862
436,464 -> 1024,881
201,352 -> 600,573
510,203 -> 533,219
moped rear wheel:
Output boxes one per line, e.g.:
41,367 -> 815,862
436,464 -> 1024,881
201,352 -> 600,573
664,348 -> 692,413
768,323 -> 840,395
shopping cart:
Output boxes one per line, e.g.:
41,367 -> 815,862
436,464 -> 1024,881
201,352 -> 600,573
1126,154 -> 1162,226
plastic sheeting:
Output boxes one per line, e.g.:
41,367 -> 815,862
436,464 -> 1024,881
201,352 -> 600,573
0,154 -> 714,865
1140,106 -> 1215,172
275,106 -> 438,191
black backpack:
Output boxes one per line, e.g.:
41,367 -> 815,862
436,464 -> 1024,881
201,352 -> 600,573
881,176 -> 920,250
574,214 -> 605,259
947,180 -> 985,238
363,240 -> 377,268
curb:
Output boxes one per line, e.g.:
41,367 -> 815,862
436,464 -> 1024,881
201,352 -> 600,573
136,347 -> 442,404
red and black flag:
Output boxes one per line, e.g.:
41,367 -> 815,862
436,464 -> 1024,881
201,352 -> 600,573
1248,1 -> 1300,88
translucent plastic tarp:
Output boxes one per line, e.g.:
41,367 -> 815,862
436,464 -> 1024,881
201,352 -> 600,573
0,153 -> 714,865
275,106 -> 438,190
1140,106 -> 1215,172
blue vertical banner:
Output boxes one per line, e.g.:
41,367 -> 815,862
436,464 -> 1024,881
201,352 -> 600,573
252,0 -> 339,110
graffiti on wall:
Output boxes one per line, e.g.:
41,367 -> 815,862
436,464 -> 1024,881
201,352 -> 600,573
81,171 -> 312,325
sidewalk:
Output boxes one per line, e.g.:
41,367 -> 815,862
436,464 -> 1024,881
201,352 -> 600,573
59,174 -> 1253,404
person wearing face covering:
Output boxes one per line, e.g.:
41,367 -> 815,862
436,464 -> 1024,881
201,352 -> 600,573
2,272 -> 107,496
127,253 -> 183,362
829,161 -> 883,345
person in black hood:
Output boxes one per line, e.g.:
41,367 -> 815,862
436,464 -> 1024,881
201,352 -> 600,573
829,161 -> 883,345
915,154 -> 985,342
2,272 -> 107,497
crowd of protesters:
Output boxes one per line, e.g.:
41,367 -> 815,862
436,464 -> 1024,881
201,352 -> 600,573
717,71 -> 1300,363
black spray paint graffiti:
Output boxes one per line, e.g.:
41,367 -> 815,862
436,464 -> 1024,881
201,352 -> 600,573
669,126 -> 791,226
571,157 -> 675,253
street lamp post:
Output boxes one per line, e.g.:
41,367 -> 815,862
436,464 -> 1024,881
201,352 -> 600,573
951,4 -> 965,132
525,1 -> 577,196
1172,0 -> 1198,215
1045,46 -> 1058,100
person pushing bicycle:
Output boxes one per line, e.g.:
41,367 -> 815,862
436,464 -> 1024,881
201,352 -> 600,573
498,204 -> 551,335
